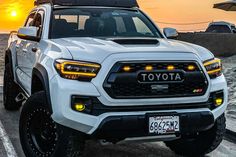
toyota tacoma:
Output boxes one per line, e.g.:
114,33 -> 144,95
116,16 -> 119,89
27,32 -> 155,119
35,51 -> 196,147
4,0 -> 228,156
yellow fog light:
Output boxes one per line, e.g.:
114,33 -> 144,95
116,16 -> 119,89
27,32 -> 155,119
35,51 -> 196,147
215,98 -> 223,106
145,65 -> 153,71
167,65 -> 175,71
123,66 -> 131,72
74,103 -> 86,112
187,65 -> 195,71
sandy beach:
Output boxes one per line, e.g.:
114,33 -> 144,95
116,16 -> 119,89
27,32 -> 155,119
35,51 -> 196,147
0,34 -> 8,75
222,55 -> 236,131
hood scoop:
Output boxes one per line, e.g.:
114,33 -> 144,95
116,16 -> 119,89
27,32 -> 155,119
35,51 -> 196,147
108,38 -> 160,45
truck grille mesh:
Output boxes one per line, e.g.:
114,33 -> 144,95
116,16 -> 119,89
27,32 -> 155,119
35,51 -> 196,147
103,61 -> 208,99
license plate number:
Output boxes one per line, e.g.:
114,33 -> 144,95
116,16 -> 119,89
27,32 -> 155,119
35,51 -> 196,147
149,116 -> 180,134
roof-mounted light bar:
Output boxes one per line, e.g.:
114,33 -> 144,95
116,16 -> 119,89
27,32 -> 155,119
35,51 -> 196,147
34,0 -> 139,8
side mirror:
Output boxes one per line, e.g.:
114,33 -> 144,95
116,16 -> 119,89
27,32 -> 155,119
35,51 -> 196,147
163,28 -> 178,39
17,27 -> 40,42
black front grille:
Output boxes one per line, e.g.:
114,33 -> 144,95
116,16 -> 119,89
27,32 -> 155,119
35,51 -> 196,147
103,61 -> 209,99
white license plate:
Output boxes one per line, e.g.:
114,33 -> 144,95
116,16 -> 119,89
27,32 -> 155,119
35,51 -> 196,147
149,116 -> 180,134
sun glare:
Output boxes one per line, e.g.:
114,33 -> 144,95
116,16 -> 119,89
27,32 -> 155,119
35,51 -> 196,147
10,10 -> 17,17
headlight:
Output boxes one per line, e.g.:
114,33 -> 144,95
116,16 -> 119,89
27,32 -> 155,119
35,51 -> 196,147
203,58 -> 222,79
54,59 -> 101,81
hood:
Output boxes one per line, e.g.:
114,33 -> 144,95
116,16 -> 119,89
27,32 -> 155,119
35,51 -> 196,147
51,37 -> 214,64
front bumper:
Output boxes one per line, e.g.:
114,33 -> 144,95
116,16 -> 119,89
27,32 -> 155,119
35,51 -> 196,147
50,72 -> 228,135
49,52 -> 228,137
91,111 -> 214,139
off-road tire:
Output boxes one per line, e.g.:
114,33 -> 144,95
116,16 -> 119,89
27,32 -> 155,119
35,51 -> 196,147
165,114 -> 226,157
3,63 -> 21,111
19,91 -> 85,157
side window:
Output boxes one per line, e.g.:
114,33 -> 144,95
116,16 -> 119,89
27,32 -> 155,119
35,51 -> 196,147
25,12 -> 36,27
34,10 -> 44,37
132,17 -> 153,36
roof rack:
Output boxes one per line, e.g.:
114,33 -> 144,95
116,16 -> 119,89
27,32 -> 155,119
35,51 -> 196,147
34,0 -> 139,8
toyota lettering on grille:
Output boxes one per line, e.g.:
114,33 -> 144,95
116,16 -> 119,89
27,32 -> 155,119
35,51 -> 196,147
137,71 -> 185,83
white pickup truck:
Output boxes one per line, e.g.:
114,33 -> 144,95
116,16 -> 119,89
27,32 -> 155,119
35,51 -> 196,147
5,0 -> 228,157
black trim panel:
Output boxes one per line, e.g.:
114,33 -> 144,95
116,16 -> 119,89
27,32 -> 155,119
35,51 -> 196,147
32,64 -> 52,112
71,91 -> 223,116
91,111 -> 215,140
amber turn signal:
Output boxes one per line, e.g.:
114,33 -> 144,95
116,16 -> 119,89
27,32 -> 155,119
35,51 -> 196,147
123,66 -> 131,72
167,65 -> 175,71
145,65 -> 153,71
187,65 -> 195,71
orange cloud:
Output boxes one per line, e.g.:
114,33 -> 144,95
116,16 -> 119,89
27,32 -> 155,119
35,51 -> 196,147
138,0 -> 236,32
0,0 -> 34,32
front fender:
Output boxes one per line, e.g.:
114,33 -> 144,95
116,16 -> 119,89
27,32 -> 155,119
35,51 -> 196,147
32,64 -> 52,112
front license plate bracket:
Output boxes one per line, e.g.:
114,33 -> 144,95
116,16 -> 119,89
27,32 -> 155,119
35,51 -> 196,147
147,113 -> 180,135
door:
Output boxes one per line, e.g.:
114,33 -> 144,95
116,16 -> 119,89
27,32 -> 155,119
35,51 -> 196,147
22,10 -> 44,78
22,10 -> 45,93
16,11 -> 36,92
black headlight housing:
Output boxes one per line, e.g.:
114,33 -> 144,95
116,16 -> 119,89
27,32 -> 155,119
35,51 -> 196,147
204,58 -> 222,79
54,59 -> 101,81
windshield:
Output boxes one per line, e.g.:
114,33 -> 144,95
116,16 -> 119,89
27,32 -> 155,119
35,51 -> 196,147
50,8 -> 162,39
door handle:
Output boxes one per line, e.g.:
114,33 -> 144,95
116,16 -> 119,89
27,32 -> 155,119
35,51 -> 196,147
32,47 -> 38,53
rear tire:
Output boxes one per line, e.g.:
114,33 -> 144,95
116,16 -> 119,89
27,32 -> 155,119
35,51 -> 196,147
3,63 -> 21,111
19,91 -> 85,157
165,114 -> 226,157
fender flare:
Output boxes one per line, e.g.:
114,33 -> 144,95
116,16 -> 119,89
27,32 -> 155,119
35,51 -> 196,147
5,49 -> 12,65
5,49 -> 17,81
32,64 -> 52,112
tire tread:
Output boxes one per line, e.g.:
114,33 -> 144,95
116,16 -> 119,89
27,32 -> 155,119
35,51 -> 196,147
20,91 -> 85,157
165,114 -> 226,156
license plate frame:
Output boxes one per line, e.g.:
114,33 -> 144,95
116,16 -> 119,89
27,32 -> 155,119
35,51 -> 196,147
147,113 -> 180,135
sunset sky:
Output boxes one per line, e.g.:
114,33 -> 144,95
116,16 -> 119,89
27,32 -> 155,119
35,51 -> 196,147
0,0 -> 236,33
